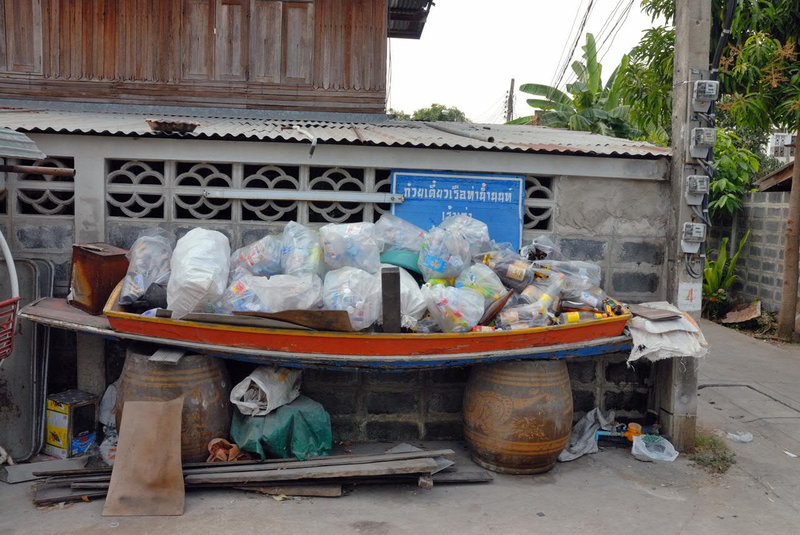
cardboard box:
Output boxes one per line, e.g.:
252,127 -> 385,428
44,389 -> 98,459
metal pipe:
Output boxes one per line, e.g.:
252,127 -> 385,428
203,188 -> 404,204
424,122 -> 496,143
0,164 -> 76,178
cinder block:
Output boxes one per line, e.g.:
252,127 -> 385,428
765,220 -> 780,232
303,368 -> 360,386
617,241 -> 665,265
760,275 -> 775,285
762,262 -> 776,272
603,390 -> 648,412
572,389 -> 596,413
330,418 -> 361,442
365,421 -> 421,441
365,371 -> 421,387
303,388 -> 358,416
424,419 -> 463,440
366,391 -> 419,414
558,238 -> 607,262
106,223 -> 156,249
612,272 -> 659,294
426,367 -> 470,384
16,222 -> 73,250
766,234 -> 779,245
426,390 -> 463,413
567,360 -> 596,384
605,361 -> 650,386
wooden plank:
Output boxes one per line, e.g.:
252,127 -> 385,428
148,347 -> 187,365
381,266 -> 402,333
185,458 -> 439,485
5,0 -> 42,73
103,398 -> 185,516
214,0 -> 247,80
249,0 -> 281,83
0,1 -> 6,71
0,457 -> 88,484
182,0 -> 213,80
282,1 -> 313,84
235,484 -> 342,497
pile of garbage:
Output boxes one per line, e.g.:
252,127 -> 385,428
119,214 -> 627,332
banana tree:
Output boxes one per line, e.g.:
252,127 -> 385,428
510,33 -> 641,139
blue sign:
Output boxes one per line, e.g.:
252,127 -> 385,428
391,170 -> 525,250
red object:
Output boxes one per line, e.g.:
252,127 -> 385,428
104,283 -> 629,358
0,296 -> 20,360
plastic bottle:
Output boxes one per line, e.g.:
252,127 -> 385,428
558,311 -> 606,324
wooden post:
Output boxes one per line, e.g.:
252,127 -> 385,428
381,266 -> 402,333
659,0 -> 712,452
776,122 -> 800,340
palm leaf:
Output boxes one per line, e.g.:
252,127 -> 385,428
519,83 -> 572,106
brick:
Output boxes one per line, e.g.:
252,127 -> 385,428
330,419 -> 360,442
618,241 -> 664,265
603,390 -> 648,412
612,272 -> 659,294
747,272 -> 759,283
758,287 -> 774,300
747,258 -> 761,269
572,389 -> 596,413
762,247 -> 777,259
766,233 -> 779,245
765,220 -> 780,232
768,207 -> 783,218
748,220 -> 764,231
744,284 -> 758,296
426,390 -> 463,413
303,388 -> 358,415
365,421 -> 421,441
751,207 -> 766,217
749,233 -> 763,244
762,262 -> 776,272
366,391 -> 418,414
605,361 -> 650,386
567,360 -> 596,383
365,371 -> 420,387
16,222 -> 73,250
303,368 -> 360,386
424,419 -> 463,440
760,275 -> 774,285
558,238 -> 607,262
426,367 -> 470,384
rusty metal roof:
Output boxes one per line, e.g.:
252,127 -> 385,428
0,127 -> 46,159
388,0 -> 432,39
0,109 -> 671,159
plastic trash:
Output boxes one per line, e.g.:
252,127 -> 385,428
323,267 -> 382,330
631,434 -> 679,462
521,235 -> 562,261
726,431 -> 754,443
560,286 -> 609,313
439,214 -> 491,256
421,283 -> 484,333
414,315 -> 442,333
384,264 -> 427,330
230,233 -> 282,277
375,214 -> 427,252
320,222 -> 383,273
230,366 -> 302,416
217,273 -> 322,314
478,249 -> 548,291
418,226 -> 471,281
558,408 -> 616,462
280,221 -> 323,276
167,228 -> 231,319
456,264 -> 507,308
535,260 -> 602,289
120,228 -> 173,306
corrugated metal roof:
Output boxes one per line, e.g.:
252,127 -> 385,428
0,109 -> 671,159
388,0 -> 432,38
0,127 -> 46,159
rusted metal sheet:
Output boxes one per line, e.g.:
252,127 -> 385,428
68,243 -> 128,315
0,109 -> 672,159
721,300 -> 761,324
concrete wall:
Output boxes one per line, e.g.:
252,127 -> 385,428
709,191 -> 789,312
9,133 -> 670,442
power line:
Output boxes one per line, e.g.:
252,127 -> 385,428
553,0 -> 597,90
549,0 -> 587,90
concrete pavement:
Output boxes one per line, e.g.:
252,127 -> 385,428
1,319 -> 798,535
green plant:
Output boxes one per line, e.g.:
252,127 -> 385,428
709,130 -> 759,222
703,230 -> 750,319
511,34 -> 640,139
690,430 -> 736,474
411,104 -> 469,122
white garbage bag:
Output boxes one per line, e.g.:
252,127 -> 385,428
167,228 -> 231,319
421,284 -> 484,333
323,267 -> 382,331
320,222 -> 383,273
217,274 -> 323,314
230,366 -> 302,416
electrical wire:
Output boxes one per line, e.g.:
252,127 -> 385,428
549,0 -> 588,90
553,0 -> 596,90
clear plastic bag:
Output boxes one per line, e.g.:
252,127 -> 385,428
421,283 -> 484,333
280,221 -> 323,276
631,434 -> 679,462
534,260 -> 602,289
323,267 -> 382,331
455,264 -> 506,308
496,273 -> 564,330
417,226 -> 471,281
230,366 -> 302,416
230,233 -> 282,277
393,265 -> 427,329
521,235 -> 562,261
167,228 -> 231,319
560,286 -> 608,313
478,248 -> 548,291
320,222 -> 383,273
375,214 -> 427,252
120,228 -> 174,306
439,214 -> 490,256
217,274 -> 322,314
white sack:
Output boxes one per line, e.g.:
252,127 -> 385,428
230,366 -> 302,416
167,228 -> 230,319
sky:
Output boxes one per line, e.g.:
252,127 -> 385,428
387,0 -> 664,124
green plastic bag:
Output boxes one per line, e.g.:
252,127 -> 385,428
231,395 -> 332,460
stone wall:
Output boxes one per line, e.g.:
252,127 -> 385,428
709,191 -> 789,312
300,355 -> 652,442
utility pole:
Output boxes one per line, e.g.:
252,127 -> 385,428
656,0 -> 712,452
505,78 -> 514,123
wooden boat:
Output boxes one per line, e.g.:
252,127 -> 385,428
103,283 -> 630,358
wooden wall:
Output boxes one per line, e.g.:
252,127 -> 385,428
0,0 -> 388,113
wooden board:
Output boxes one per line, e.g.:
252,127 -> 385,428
233,309 -> 354,332
0,457 -> 87,484
235,484 -> 343,498
102,398 -> 185,517
628,304 -> 682,322
185,458 -> 439,486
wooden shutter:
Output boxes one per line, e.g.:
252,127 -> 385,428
182,0 -> 213,79
214,0 -> 248,80
282,1 -> 312,84
4,0 -> 42,73
250,0 -> 281,83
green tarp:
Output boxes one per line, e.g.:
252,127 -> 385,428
230,395 -> 332,460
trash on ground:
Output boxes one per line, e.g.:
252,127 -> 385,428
721,301 -> 762,324
726,431 -> 753,443
631,434 -> 679,462
558,408 -> 617,462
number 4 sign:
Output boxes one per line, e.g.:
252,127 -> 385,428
677,282 -> 702,312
